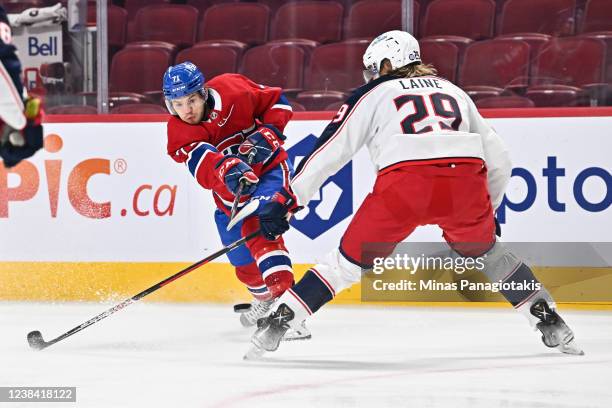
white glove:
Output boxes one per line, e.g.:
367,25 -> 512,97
8,3 -> 66,27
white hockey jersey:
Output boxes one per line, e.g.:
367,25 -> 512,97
291,75 -> 512,210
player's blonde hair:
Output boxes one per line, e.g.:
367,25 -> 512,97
389,62 -> 438,78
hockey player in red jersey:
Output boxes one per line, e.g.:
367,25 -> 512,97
0,4 -> 43,168
248,31 -> 583,357
163,62 -> 309,339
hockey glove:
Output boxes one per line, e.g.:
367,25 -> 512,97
238,125 -> 286,165
258,187 -> 301,240
215,155 -> 259,196
0,97 -> 43,168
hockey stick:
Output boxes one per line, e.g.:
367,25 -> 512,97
27,230 -> 261,351
229,149 -> 257,222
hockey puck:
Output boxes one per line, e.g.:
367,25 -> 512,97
233,303 -> 251,313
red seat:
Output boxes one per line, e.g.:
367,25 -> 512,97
123,0 -> 168,20
475,95 -> 535,108
459,40 -> 530,94
266,39 -> 319,60
465,86 -> 504,102
419,39 -> 459,82
176,43 -> 240,80
419,35 -> 474,57
271,1 -> 344,43
295,91 -> 347,111
132,5 -> 198,49
47,105 -> 98,114
187,0 -> 238,9
305,40 -> 370,92
257,0 -> 291,14
344,0 -> 403,40
110,45 -> 173,94
526,85 -> 588,106
580,32 -> 612,83
198,3 -> 270,45
110,103 -> 168,114
186,0 -> 213,9
108,5 -> 128,50
123,40 -> 178,60
498,0 -> 576,36
496,33 -> 552,63
531,37 -> 606,86
580,0 -> 612,33
240,43 -> 306,93
421,0 -> 495,39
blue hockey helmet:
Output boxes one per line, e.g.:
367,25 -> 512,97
162,61 -> 207,114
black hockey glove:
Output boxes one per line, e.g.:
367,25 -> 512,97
258,187 -> 301,240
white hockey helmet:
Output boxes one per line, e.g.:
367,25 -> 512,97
362,30 -> 421,83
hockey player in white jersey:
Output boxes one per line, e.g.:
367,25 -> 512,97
247,30 -> 583,358
0,4 -> 43,168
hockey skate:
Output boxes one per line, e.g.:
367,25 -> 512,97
283,319 -> 312,341
235,299 -> 274,327
530,299 -> 584,355
244,303 -> 294,360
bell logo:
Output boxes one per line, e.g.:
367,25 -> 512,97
0,134 -> 177,219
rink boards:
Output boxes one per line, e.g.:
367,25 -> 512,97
1,108 -> 611,306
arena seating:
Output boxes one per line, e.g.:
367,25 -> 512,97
198,3 -> 270,45
459,39 -> 530,100
240,43 -> 307,92
421,0 -> 496,39
13,0 -> 606,111
343,0 -> 403,40
420,39 -> 460,82
497,0 -> 576,36
131,4 -> 199,49
110,43 -> 174,94
176,42 -> 241,80
580,0 -> 612,33
271,1 -> 344,43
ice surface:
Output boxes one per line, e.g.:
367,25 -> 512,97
1,302 -> 611,408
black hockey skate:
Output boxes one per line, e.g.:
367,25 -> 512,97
244,303 -> 294,360
530,299 -> 584,355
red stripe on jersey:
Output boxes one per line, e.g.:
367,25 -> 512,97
280,160 -> 290,188
288,288 -> 312,315
310,268 -> 335,297
291,85 -> 381,185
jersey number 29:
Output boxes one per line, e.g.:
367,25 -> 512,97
394,93 -> 462,134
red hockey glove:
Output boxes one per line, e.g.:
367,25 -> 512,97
238,124 -> 286,165
215,155 -> 259,195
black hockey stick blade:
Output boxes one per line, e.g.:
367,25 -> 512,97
27,330 -> 48,351
25,231 -> 260,351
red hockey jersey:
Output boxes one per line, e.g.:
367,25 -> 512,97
166,73 -> 293,209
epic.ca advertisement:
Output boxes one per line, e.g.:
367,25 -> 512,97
0,116 -> 610,263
